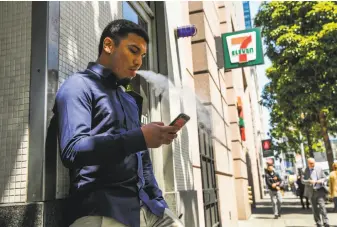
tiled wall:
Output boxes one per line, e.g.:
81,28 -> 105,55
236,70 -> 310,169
0,1 -> 31,203
57,1 -> 120,198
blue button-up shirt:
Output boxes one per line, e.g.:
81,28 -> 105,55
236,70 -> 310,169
53,62 -> 168,226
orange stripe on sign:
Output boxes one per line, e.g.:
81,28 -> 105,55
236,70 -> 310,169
231,36 -> 249,45
240,35 -> 252,49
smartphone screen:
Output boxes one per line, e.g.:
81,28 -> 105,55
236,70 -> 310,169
169,113 -> 190,130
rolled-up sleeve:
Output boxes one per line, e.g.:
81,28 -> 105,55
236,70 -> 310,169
55,76 -> 147,168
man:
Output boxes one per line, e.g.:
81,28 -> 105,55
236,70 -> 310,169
265,164 -> 283,219
302,158 -> 329,227
53,19 -> 183,227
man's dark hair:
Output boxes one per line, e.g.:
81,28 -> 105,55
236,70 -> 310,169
98,19 -> 149,57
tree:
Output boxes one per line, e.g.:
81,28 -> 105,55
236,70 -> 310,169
255,1 -> 337,171
265,99 -> 324,159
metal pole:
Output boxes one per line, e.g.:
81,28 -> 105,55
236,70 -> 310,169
299,132 -> 306,169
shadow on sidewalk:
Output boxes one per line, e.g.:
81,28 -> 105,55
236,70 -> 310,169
253,216 -> 276,219
253,205 -> 336,215
287,226 -> 337,227
253,206 -> 313,215
253,193 -> 336,215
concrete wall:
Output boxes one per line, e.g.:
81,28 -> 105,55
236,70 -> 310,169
247,67 -> 264,202
164,2 -> 195,192
163,2 -> 200,226
227,1 -> 263,215
224,1 -> 253,221
189,1 -> 240,226
189,0 -> 265,222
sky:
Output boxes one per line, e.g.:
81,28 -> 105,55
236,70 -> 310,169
249,1 -> 272,136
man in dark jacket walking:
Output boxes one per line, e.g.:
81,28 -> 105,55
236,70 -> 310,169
296,170 -> 310,209
265,164 -> 283,219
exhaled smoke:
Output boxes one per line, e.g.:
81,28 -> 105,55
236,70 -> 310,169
137,70 -> 211,129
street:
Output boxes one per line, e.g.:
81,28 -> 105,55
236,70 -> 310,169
239,192 -> 337,227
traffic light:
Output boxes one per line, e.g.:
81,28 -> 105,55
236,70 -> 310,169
262,139 -> 271,151
262,139 -> 273,157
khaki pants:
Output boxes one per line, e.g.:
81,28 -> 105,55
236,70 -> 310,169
69,207 -> 184,227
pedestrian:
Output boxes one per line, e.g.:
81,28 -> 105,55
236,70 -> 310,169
302,158 -> 329,227
265,164 -> 283,219
329,162 -> 337,212
52,19 -> 183,227
296,170 -> 310,209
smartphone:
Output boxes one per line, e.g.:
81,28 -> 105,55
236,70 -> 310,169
169,113 -> 190,130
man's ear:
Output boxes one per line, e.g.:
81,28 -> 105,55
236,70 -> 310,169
103,37 -> 115,54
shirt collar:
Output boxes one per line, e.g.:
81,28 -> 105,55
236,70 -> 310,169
87,62 -> 129,88
119,85 -> 126,92
87,62 -> 114,79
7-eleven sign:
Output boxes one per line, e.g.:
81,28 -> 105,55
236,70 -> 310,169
222,28 -> 264,69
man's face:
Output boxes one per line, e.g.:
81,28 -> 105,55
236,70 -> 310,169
104,33 -> 147,80
308,160 -> 315,169
267,166 -> 274,172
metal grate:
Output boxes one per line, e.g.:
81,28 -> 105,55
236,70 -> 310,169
198,124 -> 221,227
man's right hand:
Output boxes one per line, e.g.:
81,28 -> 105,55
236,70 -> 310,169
272,183 -> 276,188
141,122 -> 179,148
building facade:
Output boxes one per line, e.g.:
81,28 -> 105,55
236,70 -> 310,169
242,1 -> 252,29
0,1 -> 265,226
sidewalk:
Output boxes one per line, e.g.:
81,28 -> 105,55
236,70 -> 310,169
238,192 -> 337,227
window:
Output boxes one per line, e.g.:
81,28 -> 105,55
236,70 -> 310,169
122,2 -> 152,125
198,124 -> 221,227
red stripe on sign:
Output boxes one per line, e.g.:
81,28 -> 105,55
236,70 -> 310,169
239,35 -> 252,63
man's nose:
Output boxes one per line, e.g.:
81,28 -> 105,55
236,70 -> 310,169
133,56 -> 142,68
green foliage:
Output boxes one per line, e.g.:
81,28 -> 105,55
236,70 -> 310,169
255,1 -> 337,156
